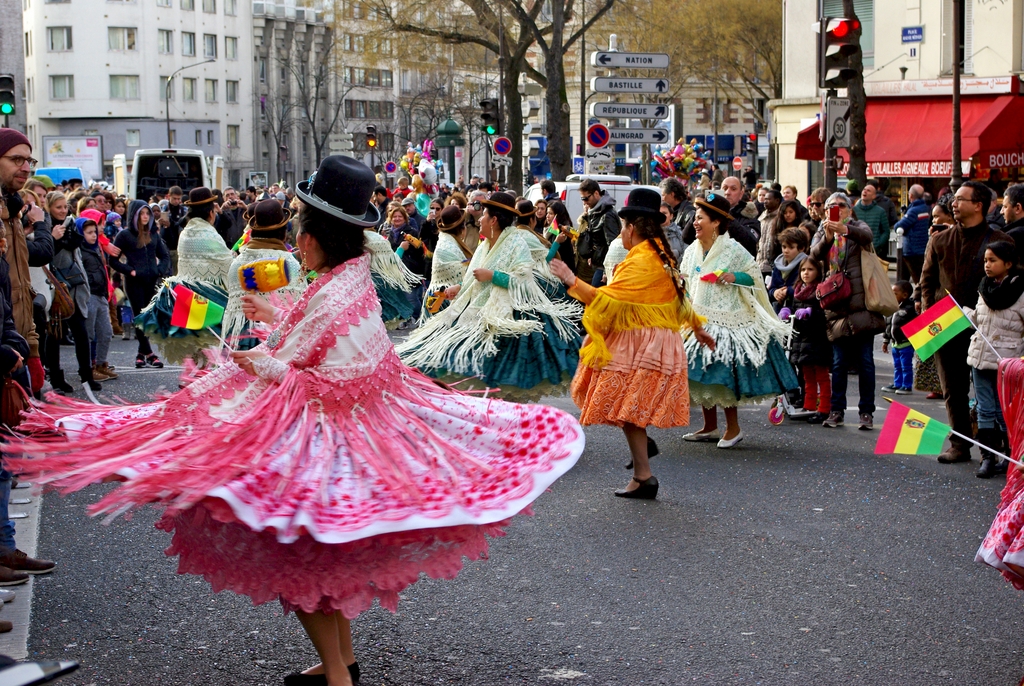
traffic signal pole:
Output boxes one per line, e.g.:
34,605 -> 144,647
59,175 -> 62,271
824,88 -> 838,191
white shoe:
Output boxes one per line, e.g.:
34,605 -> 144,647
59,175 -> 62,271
717,431 -> 744,449
683,431 -> 719,442
0,589 -> 16,603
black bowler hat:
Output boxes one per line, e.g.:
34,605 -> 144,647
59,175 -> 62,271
618,188 -> 663,222
295,155 -> 380,228
184,186 -> 216,206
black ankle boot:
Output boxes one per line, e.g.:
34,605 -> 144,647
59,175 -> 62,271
977,428 -> 1005,479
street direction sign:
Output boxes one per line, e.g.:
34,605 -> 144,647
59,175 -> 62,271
586,123 -> 611,148
591,102 -> 669,119
606,127 -> 671,144
590,77 -> 669,94
826,97 -> 851,148
590,52 -> 669,69
492,137 -> 512,156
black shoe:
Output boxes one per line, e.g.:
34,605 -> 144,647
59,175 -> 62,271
806,412 -> 827,425
145,354 -> 164,368
614,475 -> 659,500
135,354 -> 146,368
86,379 -> 101,392
625,437 -> 660,470
283,662 -> 359,686
49,370 -> 73,394
977,456 -> 1000,478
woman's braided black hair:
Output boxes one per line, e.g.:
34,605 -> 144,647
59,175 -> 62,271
628,215 -> 687,304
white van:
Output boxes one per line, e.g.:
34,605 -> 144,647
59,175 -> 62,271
113,149 -> 223,201
524,174 -> 660,224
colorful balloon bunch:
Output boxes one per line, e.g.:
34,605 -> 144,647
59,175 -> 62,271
651,138 -> 713,183
397,141 -> 440,196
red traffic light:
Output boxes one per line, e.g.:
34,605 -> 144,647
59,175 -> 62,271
748,133 -> 757,142
829,19 -> 860,38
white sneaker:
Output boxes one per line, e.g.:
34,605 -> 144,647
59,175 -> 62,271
0,589 -> 16,603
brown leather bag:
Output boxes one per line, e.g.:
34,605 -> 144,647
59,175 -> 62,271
1,376 -> 28,430
42,265 -> 75,321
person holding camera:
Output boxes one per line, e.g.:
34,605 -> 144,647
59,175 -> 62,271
215,186 -> 248,250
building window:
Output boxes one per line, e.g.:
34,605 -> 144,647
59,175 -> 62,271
110,75 -> 140,99
50,75 -> 73,99
382,70 -> 393,88
400,69 -> 411,94
108,27 -> 137,51
226,80 -> 238,103
342,34 -> 351,51
161,75 -> 173,100
25,77 -> 33,103
169,129 -> 176,146
204,34 -> 217,58
47,27 -> 72,51
258,58 -> 266,83
202,0 -> 214,11
126,129 -> 140,147
205,78 -> 217,102
344,100 -> 394,119
195,129 -> 202,145
227,124 -> 239,147
183,77 -> 196,101
225,36 -> 237,59
156,0 -> 171,6
181,0 -> 193,9
207,130 -> 213,145
821,0 -> 873,69
223,0 -> 236,15
182,32 -> 195,56
158,29 -> 173,54
352,35 -> 364,52
24,31 -> 31,57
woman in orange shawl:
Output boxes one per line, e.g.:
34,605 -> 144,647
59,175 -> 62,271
550,189 -> 714,499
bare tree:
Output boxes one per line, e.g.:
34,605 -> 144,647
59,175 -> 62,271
286,31 -> 354,165
258,89 -> 298,183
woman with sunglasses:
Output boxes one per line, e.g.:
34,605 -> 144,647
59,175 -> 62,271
809,192 -> 884,430
399,192 -> 581,398
679,193 -> 798,448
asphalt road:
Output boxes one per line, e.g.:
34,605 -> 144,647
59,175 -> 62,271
20,337 -> 1024,685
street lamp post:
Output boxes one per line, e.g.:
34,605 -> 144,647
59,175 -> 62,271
166,59 -> 216,148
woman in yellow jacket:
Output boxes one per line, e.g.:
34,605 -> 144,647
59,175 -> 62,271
550,189 -> 714,499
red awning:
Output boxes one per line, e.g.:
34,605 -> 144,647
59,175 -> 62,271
792,95 -> 1024,176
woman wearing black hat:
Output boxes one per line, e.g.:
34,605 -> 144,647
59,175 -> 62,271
678,192 -> 799,449
398,191 -> 582,397
8,156 -> 585,686
221,199 -> 306,347
135,187 -> 234,365
550,188 -> 714,498
420,205 -> 473,319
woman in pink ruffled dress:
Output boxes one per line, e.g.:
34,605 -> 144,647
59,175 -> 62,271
8,157 -> 584,686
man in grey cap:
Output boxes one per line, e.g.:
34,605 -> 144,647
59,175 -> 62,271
274,191 -> 287,206
401,194 -> 422,232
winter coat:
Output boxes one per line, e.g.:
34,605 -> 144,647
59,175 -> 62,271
0,257 -> 29,377
789,283 -> 832,368
756,208 -> 779,274
388,222 -> 428,277
964,272 -> 1024,370
50,225 -> 90,316
1,190 -> 54,358
920,220 -> 1009,310
894,199 -> 932,257
727,202 -> 760,257
854,201 -> 890,253
663,221 -> 684,263
810,219 -> 885,341
585,194 -> 620,265
214,205 -> 247,250
671,200 -> 696,247
1003,217 -> 1024,266
113,200 -> 172,283
883,297 -> 917,347
768,252 -> 806,311
163,202 -> 188,251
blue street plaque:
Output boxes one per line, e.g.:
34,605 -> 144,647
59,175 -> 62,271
901,26 -> 924,43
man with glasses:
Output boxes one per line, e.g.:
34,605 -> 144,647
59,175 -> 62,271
718,177 -> 760,256
577,178 -> 618,286
807,187 -> 830,224
920,180 -> 1009,464
0,129 -> 58,598
463,190 -> 487,252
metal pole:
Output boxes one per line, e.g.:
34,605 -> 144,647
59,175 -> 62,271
579,0 -> 586,157
166,59 -> 216,148
712,86 -> 719,174
824,89 -> 837,190
950,0 -> 963,190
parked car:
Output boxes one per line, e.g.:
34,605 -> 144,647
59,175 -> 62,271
32,167 -> 91,188
524,174 -> 659,223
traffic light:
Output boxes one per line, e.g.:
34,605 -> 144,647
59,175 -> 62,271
818,17 -> 861,89
366,124 -> 377,149
479,99 -> 500,135
746,132 -> 757,154
0,75 -> 15,117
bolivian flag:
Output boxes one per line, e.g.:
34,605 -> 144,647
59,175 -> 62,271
875,401 -> 951,455
900,295 -> 971,360
170,284 -> 224,330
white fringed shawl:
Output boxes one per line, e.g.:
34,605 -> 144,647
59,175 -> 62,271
429,232 -> 470,292
397,227 -> 581,376
679,234 -> 789,368
363,230 -> 422,292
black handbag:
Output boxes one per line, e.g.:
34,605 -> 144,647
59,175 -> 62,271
51,264 -> 85,289
575,228 -> 595,260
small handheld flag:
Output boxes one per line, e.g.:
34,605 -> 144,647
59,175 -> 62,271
170,284 -> 224,330
238,257 -> 292,293
900,295 -> 972,360
875,401 -> 951,455
700,269 -> 727,283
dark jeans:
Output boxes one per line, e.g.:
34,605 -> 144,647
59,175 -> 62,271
44,308 -> 93,381
591,268 -> 605,286
933,328 -> 974,451
0,472 -> 13,552
830,332 -> 876,415
126,277 -> 157,357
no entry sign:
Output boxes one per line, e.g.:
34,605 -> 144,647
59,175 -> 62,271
586,123 -> 611,149
493,137 -> 512,156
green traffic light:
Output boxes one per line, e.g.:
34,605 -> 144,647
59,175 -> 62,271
0,104 -> 13,115
485,125 -> 496,135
